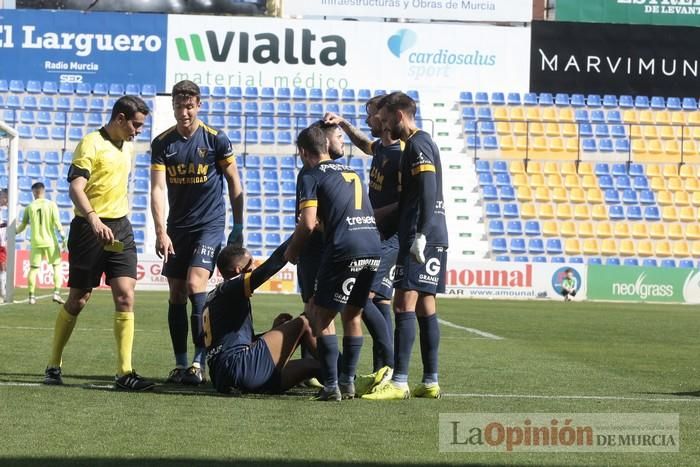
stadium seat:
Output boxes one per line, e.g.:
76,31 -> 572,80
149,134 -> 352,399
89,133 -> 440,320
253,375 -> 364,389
687,224 -> 700,240
680,259 -> 695,268
491,238 -> 507,254
524,221 -> 541,236
542,221 -> 558,236
509,238 -> 526,254
600,239 -> 618,256
545,239 -> 563,255
506,220 -> 523,236
672,242 -> 689,257
582,238 -> 600,255
503,203 -> 519,218
520,204 -> 536,219
560,221 -> 576,237
488,220 -> 505,236
537,204 -> 554,219
499,186 -> 515,201
623,258 -> 639,267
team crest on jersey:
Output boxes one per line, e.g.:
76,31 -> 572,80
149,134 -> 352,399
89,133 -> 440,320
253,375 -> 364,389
197,147 -> 208,159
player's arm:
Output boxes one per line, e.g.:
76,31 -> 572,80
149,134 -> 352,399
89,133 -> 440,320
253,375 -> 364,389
410,144 -> 439,263
216,133 -> 244,246
150,163 -> 174,261
50,201 -> 65,243
324,112 -> 373,155
284,203 -> 316,264
15,208 -> 28,234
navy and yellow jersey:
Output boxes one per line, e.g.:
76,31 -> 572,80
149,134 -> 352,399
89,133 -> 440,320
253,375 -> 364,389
151,121 -> 235,229
295,167 -> 324,258
297,160 -> 381,261
398,130 -> 449,248
368,140 -> 403,210
203,238 -> 290,353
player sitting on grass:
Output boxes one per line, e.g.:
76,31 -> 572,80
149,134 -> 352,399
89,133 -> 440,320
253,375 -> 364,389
204,238 -> 321,395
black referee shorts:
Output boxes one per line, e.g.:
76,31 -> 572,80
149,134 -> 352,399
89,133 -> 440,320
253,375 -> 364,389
67,216 -> 137,289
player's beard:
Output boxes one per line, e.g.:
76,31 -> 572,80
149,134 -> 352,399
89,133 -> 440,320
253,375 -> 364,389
330,149 -> 344,160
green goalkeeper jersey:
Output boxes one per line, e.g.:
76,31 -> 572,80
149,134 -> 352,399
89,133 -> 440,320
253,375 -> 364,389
18,198 -> 62,248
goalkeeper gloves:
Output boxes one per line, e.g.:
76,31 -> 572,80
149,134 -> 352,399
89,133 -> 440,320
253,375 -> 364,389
410,233 -> 427,264
227,223 -> 244,246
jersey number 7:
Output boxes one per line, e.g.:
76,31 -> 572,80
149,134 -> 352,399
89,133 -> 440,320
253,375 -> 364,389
341,172 -> 362,210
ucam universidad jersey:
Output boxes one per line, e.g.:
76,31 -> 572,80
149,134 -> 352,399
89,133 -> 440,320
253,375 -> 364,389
297,161 -> 381,261
368,140 -> 403,210
398,130 -> 448,248
151,121 -> 235,229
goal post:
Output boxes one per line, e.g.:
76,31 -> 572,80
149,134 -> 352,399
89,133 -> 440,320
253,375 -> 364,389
0,120 -> 19,303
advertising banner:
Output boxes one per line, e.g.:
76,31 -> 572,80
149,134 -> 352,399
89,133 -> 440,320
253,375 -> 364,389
530,20 -> 700,98
556,0 -> 700,27
166,15 -> 530,92
16,0 -> 268,15
444,261 -> 587,300
587,264 -> 700,303
283,0 -> 532,23
0,9 -> 167,90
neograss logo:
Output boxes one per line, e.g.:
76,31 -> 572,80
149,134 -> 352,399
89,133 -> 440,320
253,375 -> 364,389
174,29 -> 347,65
386,27 -> 496,66
611,272 -> 674,300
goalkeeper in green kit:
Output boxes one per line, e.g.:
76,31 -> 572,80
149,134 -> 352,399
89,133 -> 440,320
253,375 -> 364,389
16,182 -> 65,305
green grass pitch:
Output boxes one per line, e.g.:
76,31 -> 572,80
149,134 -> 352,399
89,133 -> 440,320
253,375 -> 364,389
1,291 -> 699,466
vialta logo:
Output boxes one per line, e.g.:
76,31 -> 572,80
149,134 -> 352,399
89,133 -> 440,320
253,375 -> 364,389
611,272 -> 674,300
174,29 -> 346,65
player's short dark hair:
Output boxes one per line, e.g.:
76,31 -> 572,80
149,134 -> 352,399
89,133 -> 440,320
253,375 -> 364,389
378,91 -> 416,117
296,125 -> 328,156
365,94 -> 384,114
310,119 -> 339,133
217,245 -> 248,279
172,80 -> 201,100
31,182 -> 45,191
110,95 -> 150,122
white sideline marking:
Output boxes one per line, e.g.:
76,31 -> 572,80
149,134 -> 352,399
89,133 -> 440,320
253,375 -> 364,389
0,382 -> 42,387
0,325 -> 163,333
0,293 -> 53,307
443,392 -> 700,403
438,318 -> 504,340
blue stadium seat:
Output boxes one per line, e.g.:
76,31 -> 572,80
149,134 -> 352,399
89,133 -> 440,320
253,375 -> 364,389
258,87 -> 274,100
59,210 -> 72,225
278,131 -> 293,145
133,179 -> 148,193
622,189 -> 638,204
644,206 -> 660,221
538,93 -> 554,106
594,162 -> 610,176
22,96 -> 38,109
615,139 -> 630,153
485,203 -> 500,218
525,220 -> 541,236
529,256 -> 545,263
262,182 -> 278,196
528,238 -> 545,254
650,96 -> 665,110
477,108 -> 493,120
522,93 -> 538,106
606,257 -> 621,266
459,92 -> 473,105
463,121 -> 477,134
265,233 -> 281,247
307,88 -> 322,101
629,163 -> 644,176
579,124 -> 593,138
679,259 -> 695,268
131,212 -> 146,227
0,79 -> 9,92
495,173 -> 512,186
9,79 -> 24,92
491,238 -> 507,254
248,215 -> 262,230
281,182 -> 295,196
293,88 -> 307,100
260,102 -> 275,116
56,192 -> 72,208
20,111 -> 35,124
615,175 -> 631,189
499,186 -> 515,201
491,92 -> 505,105
198,86 -> 210,98
626,205 -> 642,220
293,103 -> 307,116
246,181 -> 262,197
276,88 -> 291,100
108,83 -> 124,96
546,239 -> 563,255
618,95 -> 633,108
506,220 -> 522,236
570,94 -> 586,107
475,160 -> 490,174
280,156 -> 296,169
624,258 -> 640,267
282,215 -> 296,231
506,92 -> 521,106
514,256 -> 529,263
587,257 -> 602,265
264,215 -> 281,230
682,97 -> 697,110
474,92 -> 489,105
666,97 -> 681,111
141,84 -> 156,96
264,198 -> 281,213
27,164 -> 42,178
575,109 -> 589,123
569,257 -> 584,264
466,136 -> 481,149
125,84 -> 140,95
599,175 -> 614,190
261,131 -> 275,144
554,93 -> 569,106
50,126 -> 66,140
247,233 -> 263,248
135,153 -> 150,167
228,102 -> 243,115
309,103 -> 324,117
210,86 -> 226,99
341,89 -> 355,101
246,197 -> 262,212
18,125 -> 32,139
660,259 -> 676,268
503,203 -> 519,218
609,205 -> 624,220
246,169 -> 261,182
586,94 -> 601,107
550,257 -> 565,263
211,101 -> 226,114
228,130 -> 242,144
19,191 -> 33,206
488,220 -> 504,235
634,95 -> 649,108
6,95 -> 20,109
462,107 -> 476,120
494,255 -> 511,262
282,198 -> 296,212
131,195 -> 147,210
226,116 -> 242,129
599,139 -> 614,152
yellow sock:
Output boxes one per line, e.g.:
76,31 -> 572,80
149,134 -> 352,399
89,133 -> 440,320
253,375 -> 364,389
114,311 -> 134,376
48,306 -> 77,368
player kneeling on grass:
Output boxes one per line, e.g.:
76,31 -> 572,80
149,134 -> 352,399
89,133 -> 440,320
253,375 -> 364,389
204,238 -> 321,394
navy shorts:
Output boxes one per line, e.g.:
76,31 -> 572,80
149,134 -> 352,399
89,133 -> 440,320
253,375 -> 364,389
314,256 -> 380,312
394,245 -> 447,295
162,225 -> 223,280
370,234 -> 399,300
209,340 -> 281,394
297,250 -> 322,304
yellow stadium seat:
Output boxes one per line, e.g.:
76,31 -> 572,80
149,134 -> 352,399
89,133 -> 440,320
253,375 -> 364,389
543,161 -> 559,175
549,137 -> 564,153
680,164 -> 696,178
527,161 -> 542,174
595,222 -> 613,238
526,107 -> 541,121
688,224 -> 700,240
512,173 -> 528,187
662,206 -> 679,221
692,191 -> 700,206
649,223 -> 667,239
534,186 -> 551,202
630,125 -> 643,139
561,162 -> 578,175
659,125 -> 677,140
530,173 -> 546,187
693,241 -> 700,257
667,223 -> 685,240
510,107 -> 525,121
650,177 -> 666,190
578,222 -> 594,237
683,140 -> 698,157
574,205 -> 591,220
582,175 -> 598,189
648,139 -> 663,154
623,110 -> 639,124
674,191 -> 690,206
643,125 -> 659,139
680,206 -> 696,222
516,186 -> 532,202
562,123 -> 578,137
673,242 -> 690,258
663,164 -> 678,177
558,108 -> 574,122
564,138 -> 579,155
646,164 -> 661,177
619,239 -> 636,256
494,107 -> 509,120
532,136 -> 548,153
542,220 -> 559,236
664,140 -> 680,155
631,139 -> 647,157
545,123 -> 561,137
547,174 -> 563,187
520,203 -> 536,219
601,239 -> 618,256
570,187 -> 586,203
560,221 -> 577,237
538,203 -> 554,219
586,188 -> 603,204
515,136 -> 528,153
632,223 -> 649,239
496,121 -> 512,135
583,238 -> 600,255
667,177 -> 683,191
685,178 -> 700,192
564,238 -> 581,255
564,174 -> 581,188
578,162 -> 593,175
556,204 -> 573,219
592,204 -> 608,220
671,111 -> 687,125
529,122 -> 545,136
639,110 -> 654,124
688,112 -> 700,125
541,107 -> 557,121
656,190 -> 673,206
552,187 -> 568,203
510,160 -> 525,174
655,240 -> 672,257
656,111 -> 671,125
512,122 -> 528,135
500,135 -> 515,154
637,240 -> 654,257
614,223 -> 631,238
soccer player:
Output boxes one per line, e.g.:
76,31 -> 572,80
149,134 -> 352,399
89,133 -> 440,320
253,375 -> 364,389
151,80 -> 244,386
206,238 -> 321,394
364,92 -> 448,400
15,182 -> 65,305
44,95 -> 155,391
561,269 -> 577,302
324,96 -> 402,375
284,126 -> 382,401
